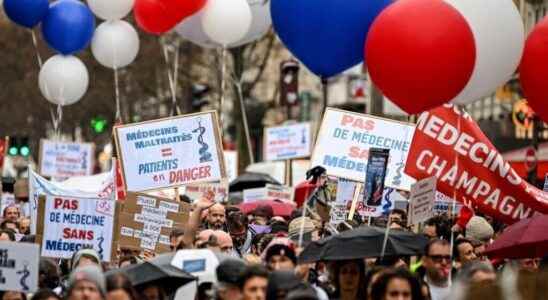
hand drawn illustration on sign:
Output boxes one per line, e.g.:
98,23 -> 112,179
193,118 -> 213,163
16,262 -> 30,291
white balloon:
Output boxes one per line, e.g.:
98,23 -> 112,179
176,0 -> 271,48
87,0 -> 134,20
39,55 -> 89,106
92,20 -> 140,69
201,0 -> 252,46
446,0 -> 524,105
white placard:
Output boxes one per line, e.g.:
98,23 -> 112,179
184,181 -> 228,203
264,123 -> 312,161
39,140 -> 94,179
408,177 -> 437,226
311,108 -> 415,190
246,162 -> 286,185
336,179 -> 403,218
243,184 -> 293,203
0,242 -> 39,293
41,195 -> 115,261
114,112 -> 225,192
224,151 -> 238,182
330,203 -> 348,225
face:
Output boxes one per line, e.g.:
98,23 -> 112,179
4,207 -> 19,222
339,262 -> 360,292
243,276 -> 267,300
142,286 -> 162,300
2,292 -> 24,300
253,216 -> 268,226
218,286 -> 243,300
69,280 -> 103,300
230,227 -> 248,248
18,219 -> 30,235
0,233 -> 11,241
77,257 -> 99,269
390,214 -> 403,226
423,225 -> 437,239
268,255 -> 295,271
474,244 -> 486,260
384,278 -> 412,300
470,270 -> 496,284
207,204 -> 226,230
170,235 -> 184,251
107,290 -> 131,300
423,243 -> 451,284
519,258 -> 539,272
457,242 -> 477,264
218,236 -> 234,254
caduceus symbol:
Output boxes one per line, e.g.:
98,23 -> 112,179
16,262 -> 30,291
392,162 -> 405,187
193,118 -> 213,163
97,234 -> 105,260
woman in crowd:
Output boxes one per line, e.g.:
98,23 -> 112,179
329,260 -> 366,300
371,268 -> 424,300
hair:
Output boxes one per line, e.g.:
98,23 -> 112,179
0,229 -> 15,241
424,216 -> 452,240
425,239 -> 450,256
39,258 -> 60,290
227,210 -> 248,232
391,209 -> 407,219
2,205 -> 19,218
364,266 -> 385,297
31,289 -> 61,300
118,256 -> 140,268
371,268 -> 424,300
330,260 -> 366,300
0,291 -> 27,300
0,219 -> 17,230
19,234 -> 36,243
457,261 -> 495,284
106,273 -> 140,300
243,265 -> 269,283
453,238 -> 473,261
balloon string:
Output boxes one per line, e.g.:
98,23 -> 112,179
54,104 -> 63,140
219,47 -> 227,126
448,105 -> 462,287
234,80 -> 255,164
161,39 -> 180,116
114,68 -> 122,123
173,40 -> 181,115
30,29 -> 43,68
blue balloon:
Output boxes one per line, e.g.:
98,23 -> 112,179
41,0 -> 95,55
271,0 -> 392,78
3,0 -> 49,28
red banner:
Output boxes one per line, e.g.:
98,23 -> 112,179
405,105 -> 548,224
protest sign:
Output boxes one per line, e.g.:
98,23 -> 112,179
184,181 -> 229,203
291,160 -> 310,185
39,140 -> 94,179
364,148 -> 390,207
336,179 -> 405,218
114,111 -> 226,192
0,242 -> 39,293
246,162 -> 286,185
37,195 -> 117,261
243,184 -> 293,203
330,203 -> 348,225
407,177 -> 436,226
405,104 -> 548,224
224,151 -> 238,182
264,122 -> 312,161
311,108 -> 415,190
117,192 -> 189,253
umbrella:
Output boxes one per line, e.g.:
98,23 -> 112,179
229,172 -> 282,192
107,253 -> 195,295
239,199 -> 296,217
299,226 -> 428,263
485,214 -> 548,259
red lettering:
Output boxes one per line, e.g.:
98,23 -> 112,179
62,228 -> 94,240
341,115 -> 376,130
341,115 -> 354,126
55,199 -> 78,210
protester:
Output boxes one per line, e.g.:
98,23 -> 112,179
0,229 -> 15,241
106,273 -> 140,300
18,217 -> 30,235
266,271 -> 302,300
252,205 -> 274,226
0,292 -> 26,300
3,205 -> 20,223
0,219 -> 18,232
263,238 -> 297,272
39,258 -> 60,290
30,289 -> 61,300
370,268 -> 424,300
416,240 -> 452,300
457,261 -> 496,284
139,284 -> 165,300
216,258 -> 247,300
205,203 -> 226,231
329,260 -> 366,300
453,238 -> 477,268
287,217 -> 319,247
66,265 -> 106,300
388,209 -> 408,230
241,265 -> 269,300
422,217 -> 451,241
169,228 -> 185,251
227,211 -> 254,257
71,249 -> 101,271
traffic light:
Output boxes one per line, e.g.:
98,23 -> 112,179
91,116 -> 108,134
8,136 -> 30,157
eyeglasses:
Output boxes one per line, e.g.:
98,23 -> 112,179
427,255 -> 451,263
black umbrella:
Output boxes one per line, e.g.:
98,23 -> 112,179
229,172 -> 282,192
107,253 -> 196,295
299,226 -> 429,263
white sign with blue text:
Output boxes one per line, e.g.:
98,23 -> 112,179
264,122 -> 312,161
39,140 -> 94,179
0,242 -> 39,293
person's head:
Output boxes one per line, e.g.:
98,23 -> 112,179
266,271 -> 301,300
242,265 -> 269,300
423,216 -> 450,240
39,258 -> 60,290
118,256 -> 140,269
287,217 -> 319,246
1,292 -> 26,300
252,205 -> 274,226
169,228 -> 185,251
453,238 -> 477,265
214,231 -> 234,254
389,209 -> 407,229
67,265 -> 106,300
31,289 -> 61,300
364,266 -> 385,300
264,241 -> 297,271
465,216 -> 494,244
457,261 -> 496,284
330,260 -> 366,299
216,259 -> 247,300
3,206 -> 20,222
106,273 -> 139,300
227,211 -> 249,248
17,218 -> 30,235
0,220 -> 18,232
517,258 -> 539,272
207,203 -> 226,230
0,230 -> 15,241
422,239 -> 451,286
140,285 -> 165,300
72,249 -> 101,271
371,268 -> 423,300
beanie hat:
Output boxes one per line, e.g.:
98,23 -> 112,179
68,265 -> 106,296
254,204 -> 274,220
216,258 -> 247,288
264,242 -> 297,266
466,216 -> 494,242
71,249 -> 101,270
288,217 -> 316,241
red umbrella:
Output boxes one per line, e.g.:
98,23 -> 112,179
485,214 -> 548,259
239,200 -> 296,218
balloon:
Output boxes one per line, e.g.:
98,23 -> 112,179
271,0 -> 390,78
92,20 -> 140,69
201,0 -> 252,46
134,0 -> 205,35
3,0 -> 49,28
520,17 -> 548,123
365,0 -> 476,114
39,55 -> 89,106
87,0 -> 134,20
41,0 -> 95,55
447,0 -> 524,105
175,0 -> 271,48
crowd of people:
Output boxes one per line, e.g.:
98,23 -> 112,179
0,175 -> 547,300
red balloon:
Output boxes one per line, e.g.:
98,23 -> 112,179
134,0 -> 205,35
520,17 -> 548,123
365,0 -> 476,114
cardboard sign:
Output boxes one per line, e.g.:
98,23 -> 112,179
0,242 -> 39,293
311,108 -> 415,190
243,184 -> 293,203
39,140 -> 94,179
184,181 -> 229,203
330,203 -> 348,225
38,195 -> 116,261
117,192 -> 189,254
404,104 -> 548,224
408,177 -> 437,226
224,151 -> 238,182
264,122 -> 312,161
114,111 -> 226,192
